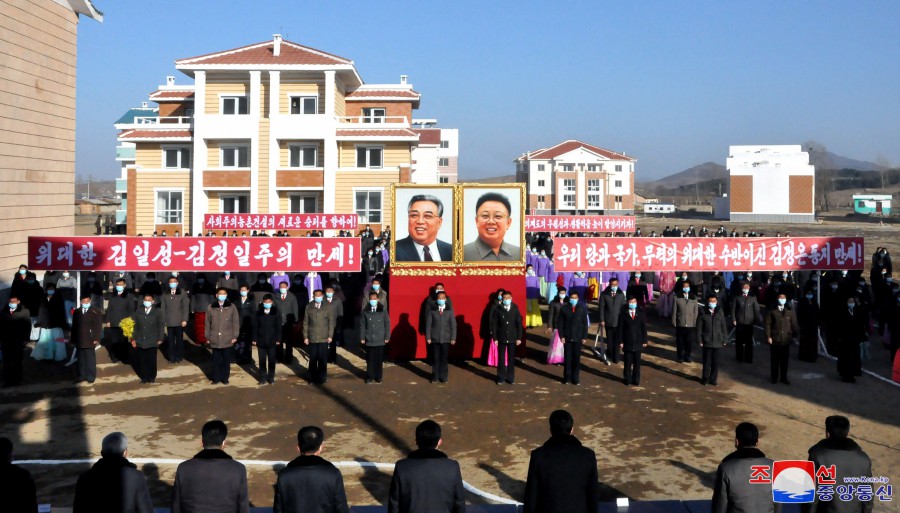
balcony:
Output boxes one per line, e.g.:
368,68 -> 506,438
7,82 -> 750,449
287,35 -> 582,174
336,116 -> 409,128
116,146 -> 135,161
132,115 -> 193,126
115,178 -> 127,193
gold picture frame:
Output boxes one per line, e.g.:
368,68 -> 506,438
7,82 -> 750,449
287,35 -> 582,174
390,183 -> 458,267
456,183 -> 527,268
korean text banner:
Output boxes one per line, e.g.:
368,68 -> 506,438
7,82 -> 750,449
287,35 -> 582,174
28,237 -> 361,272
525,215 -> 636,233
553,237 -> 864,272
203,214 -> 358,231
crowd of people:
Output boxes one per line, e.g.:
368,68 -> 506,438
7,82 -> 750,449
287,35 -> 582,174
0,412 -> 874,513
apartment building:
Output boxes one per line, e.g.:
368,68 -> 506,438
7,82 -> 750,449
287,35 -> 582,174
515,140 -> 636,215
411,119 -> 459,184
0,0 -> 102,291
117,35 -> 436,235
727,145 -> 815,223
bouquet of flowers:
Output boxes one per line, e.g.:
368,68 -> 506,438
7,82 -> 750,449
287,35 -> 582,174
120,316 -> 135,340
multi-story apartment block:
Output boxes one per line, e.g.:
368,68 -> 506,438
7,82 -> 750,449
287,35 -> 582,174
117,35 -> 439,236
411,119 -> 458,184
515,140 -> 636,215
727,145 -> 815,223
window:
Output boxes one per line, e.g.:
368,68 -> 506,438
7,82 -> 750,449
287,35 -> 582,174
289,145 -> 318,168
538,195 -> 545,202
439,176 -> 449,184
588,164 -> 600,172
562,164 -> 574,172
221,96 -> 249,115
588,194 -> 601,208
537,180 -> 545,187
562,194 -> 576,207
164,147 -> 190,169
156,190 -> 183,224
355,190 -> 382,223
440,140 -> 450,149
439,157 -> 449,167
562,178 -> 575,192
221,195 -> 249,214
615,164 -> 623,172
289,195 -> 317,213
588,179 -> 601,192
290,95 -> 317,115
221,145 -> 250,168
356,146 -> 383,169
537,164 -> 545,171
615,180 -> 623,187
362,107 -> 386,123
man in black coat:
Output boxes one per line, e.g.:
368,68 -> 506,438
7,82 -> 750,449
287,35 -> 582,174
235,285 -> 257,365
173,420 -> 249,513
730,281 -> 761,363
558,291 -> 589,385
524,410 -> 598,513
274,426 -> 349,513
1,296 -> 31,387
617,297 -> 649,386
836,297 -> 868,383
252,295 -> 280,385
697,294 -> 728,386
547,286 -> 566,336
712,423 -> 781,513
425,291 -> 456,383
71,295 -> 104,384
106,278 -> 136,363
803,416 -> 873,513
388,420 -> 465,513
598,279 -> 626,363
73,432 -> 153,513
0,437 -> 37,513
360,292 -> 391,384
490,291 -> 524,384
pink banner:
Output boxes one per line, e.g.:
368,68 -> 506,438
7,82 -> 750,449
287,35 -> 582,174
525,215 -> 636,232
203,214 -> 359,231
28,237 -> 360,272
553,237 -> 864,271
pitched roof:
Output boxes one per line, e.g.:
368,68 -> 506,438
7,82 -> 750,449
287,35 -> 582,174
525,140 -> 635,161
176,39 -> 352,66
345,89 -> 420,100
413,128 -> 441,145
118,129 -> 192,141
114,107 -> 158,125
149,90 -> 195,102
336,129 -> 418,139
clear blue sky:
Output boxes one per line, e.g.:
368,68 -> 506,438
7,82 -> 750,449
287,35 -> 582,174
75,0 -> 900,182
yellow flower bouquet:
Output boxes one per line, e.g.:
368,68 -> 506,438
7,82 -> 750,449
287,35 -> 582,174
120,316 -> 135,339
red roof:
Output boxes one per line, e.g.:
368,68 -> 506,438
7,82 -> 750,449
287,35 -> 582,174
176,40 -> 351,66
119,129 -> 192,139
526,140 -> 635,161
149,90 -> 195,101
336,129 -> 418,138
413,129 -> 441,145
345,89 -> 420,99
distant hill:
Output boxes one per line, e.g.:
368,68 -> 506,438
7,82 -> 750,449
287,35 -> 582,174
75,180 -> 116,199
471,174 -> 521,184
808,148 -> 887,173
642,162 -> 726,189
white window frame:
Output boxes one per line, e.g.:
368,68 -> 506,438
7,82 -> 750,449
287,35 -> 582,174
587,179 -> 601,192
537,164 -> 545,171
220,95 -> 249,115
562,178 -> 575,192
587,194 -> 601,208
537,179 -> 545,187
289,94 -> 318,115
154,188 -> 184,224
289,194 -> 318,214
362,107 -> 386,123
288,144 -> 318,168
354,188 -> 383,223
162,146 -> 191,169
562,164 -> 574,172
220,194 -> 250,214
356,145 -> 384,169
562,194 -> 576,208
220,144 -> 250,168
615,164 -> 623,172
438,157 -> 449,167
615,180 -> 623,187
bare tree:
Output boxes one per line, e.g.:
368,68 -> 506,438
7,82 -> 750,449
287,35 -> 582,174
875,155 -> 892,190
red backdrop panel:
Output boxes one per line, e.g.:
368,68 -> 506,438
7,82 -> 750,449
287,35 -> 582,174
387,270 -> 526,360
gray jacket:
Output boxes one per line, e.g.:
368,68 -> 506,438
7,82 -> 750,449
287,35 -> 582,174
697,308 -> 729,349
804,437 -> 873,513
425,307 -> 457,344
160,289 -> 190,327
303,301 -> 334,343
672,294 -> 699,328
598,289 -> 626,327
359,304 -> 390,347
731,294 -> 760,326
712,447 -> 781,513
273,290 -> 300,325
205,301 -> 241,349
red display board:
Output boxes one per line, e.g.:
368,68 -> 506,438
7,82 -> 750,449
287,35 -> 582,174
554,237 -> 864,271
28,236 -> 360,272
525,215 -> 635,232
387,269 -> 526,360
203,213 -> 358,231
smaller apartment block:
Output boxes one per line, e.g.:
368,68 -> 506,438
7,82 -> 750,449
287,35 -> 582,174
727,145 -> 815,223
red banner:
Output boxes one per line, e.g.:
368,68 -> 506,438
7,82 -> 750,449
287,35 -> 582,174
28,237 -> 360,272
203,214 -> 359,231
525,215 -> 636,232
553,237 -> 864,271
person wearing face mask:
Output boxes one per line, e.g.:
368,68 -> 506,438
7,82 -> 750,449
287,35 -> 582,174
273,282 -> 300,365
617,297 -> 649,387
359,291 -> 391,384
425,291 -> 456,383
796,288 -> 821,363
252,294 -> 280,385
490,291 -> 524,385
525,265 -> 542,329
189,273 -> 215,346
269,271 -> 290,291
138,272 -> 162,300
216,272 -> 240,302
103,278 -> 136,364
79,272 -> 104,310
558,292 -> 589,385
567,272 -> 588,302
764,293 -> 798,385
365,278 -> 388,309
730,280 -> 761,364
71,295 -> 103,385
426,283 -> 454,313
289,274 -> 309,311
304,290 -> 335,385
304,272 -> 323,302
323,285 -> 344,364
17,272 -> 43,330
131,294 -> 165,384
55,270 -> 78,326
160,276 -> 190,364
233,285 -> 257,365
205,288 -> 241,385
672,280 -> 700,364
363,247 -> 384,278
697,294 -> 727,386
1,296 -> 32,386
836,297 -> 867,383
599,279 -> 626,364
9,265 -> 30,301
251,272 -> 275,294
33,283 -> 69,361
627,272 -> 650,307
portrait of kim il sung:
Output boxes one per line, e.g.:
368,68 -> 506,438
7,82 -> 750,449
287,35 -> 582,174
462,185 -> 524,264
392,185 -> 455,264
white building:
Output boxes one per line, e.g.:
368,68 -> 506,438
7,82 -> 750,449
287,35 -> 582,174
727,145 -> 815,223
515,140 -> 636,215
411,119 -> 458,183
